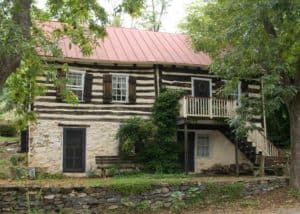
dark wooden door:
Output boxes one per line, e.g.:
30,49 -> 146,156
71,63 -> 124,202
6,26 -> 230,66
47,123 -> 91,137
63,128 -> 86,172
187,132 -> 195,172
193,79 -> 211,97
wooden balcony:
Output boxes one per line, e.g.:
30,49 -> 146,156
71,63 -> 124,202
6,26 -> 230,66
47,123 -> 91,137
179,96 -> 238,119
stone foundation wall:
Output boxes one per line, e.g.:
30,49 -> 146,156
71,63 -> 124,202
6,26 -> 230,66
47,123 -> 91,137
0,177 -> 288,213
29,120 -> 120,173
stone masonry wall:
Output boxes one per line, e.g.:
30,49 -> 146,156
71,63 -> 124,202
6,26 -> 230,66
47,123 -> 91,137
0,177 -> 288,213
29,120 -> 120,173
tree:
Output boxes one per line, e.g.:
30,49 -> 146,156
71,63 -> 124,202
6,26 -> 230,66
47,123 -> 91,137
138,0 -> 172,31
0,0 -> 144,88
0,0 -> 144,128
182,0 -> 300,188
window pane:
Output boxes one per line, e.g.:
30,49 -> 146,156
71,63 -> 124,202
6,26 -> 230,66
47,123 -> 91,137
66,72 -> 84,101
197,136 -> 210,158
112,75 -> 128,102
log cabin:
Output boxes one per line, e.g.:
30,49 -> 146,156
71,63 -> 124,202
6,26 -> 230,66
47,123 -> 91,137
28,21 -> 279,175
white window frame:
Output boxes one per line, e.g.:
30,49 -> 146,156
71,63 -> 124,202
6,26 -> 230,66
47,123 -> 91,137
111,73 -> 129,103
191,77 -> 212,97
66,70 -> 85,102
195,133 -> 211,159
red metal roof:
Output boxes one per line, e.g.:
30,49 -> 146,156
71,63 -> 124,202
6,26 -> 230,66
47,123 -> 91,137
40,22 -> 211,67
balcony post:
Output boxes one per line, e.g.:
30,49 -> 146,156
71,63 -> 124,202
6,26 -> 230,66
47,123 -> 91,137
183,96 -> 187,118
184,122 -> 188,175
209,97 -> 213,118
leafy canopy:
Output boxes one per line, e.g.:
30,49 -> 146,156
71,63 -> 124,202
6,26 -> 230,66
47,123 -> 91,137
117,89 -> 185,173
182,0 -> 300,104
182,0 -> 300,136
0,0 -> 145,128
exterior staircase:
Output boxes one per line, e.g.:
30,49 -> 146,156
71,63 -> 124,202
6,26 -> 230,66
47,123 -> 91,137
220,125 -> 279,164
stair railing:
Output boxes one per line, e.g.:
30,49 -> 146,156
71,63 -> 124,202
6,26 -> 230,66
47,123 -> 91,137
248,129 -> 279,156
179,96 -> 237,118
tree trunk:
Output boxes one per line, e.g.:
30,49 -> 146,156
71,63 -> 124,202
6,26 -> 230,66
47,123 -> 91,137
289,92 -> 300,189
0,0 -> 32,88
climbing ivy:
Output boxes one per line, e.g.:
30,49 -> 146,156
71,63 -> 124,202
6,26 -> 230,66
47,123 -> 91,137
117,89 -> 185,173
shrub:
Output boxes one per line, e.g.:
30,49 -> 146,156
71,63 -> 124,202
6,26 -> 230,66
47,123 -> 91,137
0,123 -> 17,137
117,89 -> 185,173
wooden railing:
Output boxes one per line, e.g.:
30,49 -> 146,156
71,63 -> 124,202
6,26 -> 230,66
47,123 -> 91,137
248,129 -> 279,157
179,96 -> 237,119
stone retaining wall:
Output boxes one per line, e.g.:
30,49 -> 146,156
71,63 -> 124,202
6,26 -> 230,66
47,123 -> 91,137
0,177 -> 288,213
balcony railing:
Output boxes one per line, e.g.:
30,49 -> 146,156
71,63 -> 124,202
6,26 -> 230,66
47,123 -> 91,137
179,96 -> 238,119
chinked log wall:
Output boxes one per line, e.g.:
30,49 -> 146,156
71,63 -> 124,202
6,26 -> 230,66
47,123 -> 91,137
35,64 -> 156,123
160,67 -> 263,125
35,64 -> 262,124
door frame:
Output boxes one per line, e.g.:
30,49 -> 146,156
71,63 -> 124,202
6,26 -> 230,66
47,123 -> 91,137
63,127 -> 86,173
194,131 -> 213,172
191,77 -> 212,97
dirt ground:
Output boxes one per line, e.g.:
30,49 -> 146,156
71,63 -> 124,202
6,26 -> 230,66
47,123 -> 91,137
180,188 -> 300,214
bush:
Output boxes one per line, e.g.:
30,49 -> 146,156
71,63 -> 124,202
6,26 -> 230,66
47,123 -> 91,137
0,123 -> 17,137
117,89 -> 185,173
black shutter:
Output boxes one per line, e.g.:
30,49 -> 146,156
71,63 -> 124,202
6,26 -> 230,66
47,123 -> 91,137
103,74 -> 112,104
20,129 -> 29,153
56,69 -> 66,102
128,76 -> 136,104
241,80 -> 248,96
83,73 -> 93,103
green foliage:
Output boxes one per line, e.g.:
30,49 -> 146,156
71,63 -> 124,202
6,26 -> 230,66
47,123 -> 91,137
36,172 -> 65,179
0,0 -> 146,128
170,191 -> 187,211
203,182 -> 245,203
289,189 -> 300,198
137,0 -> 172,31
182,0 -> 299,144
239,199 -> 260,208
267,103 -> 290,148
117,117 -> 155,158
92,177 -> 153,196
147,89 -> 185,173
0,123 -> 17,137
134,200 -> 151,211
117,89 -> 185,173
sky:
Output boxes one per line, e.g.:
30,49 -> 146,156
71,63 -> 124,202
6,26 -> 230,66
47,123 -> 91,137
35,0 -> 195,33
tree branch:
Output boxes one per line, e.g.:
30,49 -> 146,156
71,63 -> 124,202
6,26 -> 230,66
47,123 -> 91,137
263,17 -> 277,38
0,0 -> 32,88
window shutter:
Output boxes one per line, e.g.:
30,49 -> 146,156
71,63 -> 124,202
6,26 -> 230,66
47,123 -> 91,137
241,81 -> 248,96
83,73 -> 93,103
56,69 -> 66,102
128,76 -> 136,104
103,74 -> 112,104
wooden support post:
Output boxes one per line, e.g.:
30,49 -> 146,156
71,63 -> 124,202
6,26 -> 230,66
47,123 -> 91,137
259,152 -> 265,177
235,136 -> 240,176
184,122 -> 188,175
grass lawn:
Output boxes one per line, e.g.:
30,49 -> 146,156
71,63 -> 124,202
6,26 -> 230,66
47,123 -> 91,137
0,135 -> 19,143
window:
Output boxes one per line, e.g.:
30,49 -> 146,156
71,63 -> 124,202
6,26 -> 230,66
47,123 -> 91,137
196,135 -> 210,158
112,74 -> 129,102
66,72 -> 85,101
228,82 -> 241,100
222,80 -> 241,100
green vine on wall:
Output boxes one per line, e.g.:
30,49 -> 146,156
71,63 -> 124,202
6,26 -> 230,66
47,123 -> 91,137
117,89 -> 185,173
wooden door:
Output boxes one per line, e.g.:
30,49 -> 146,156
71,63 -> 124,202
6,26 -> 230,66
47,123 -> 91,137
193,78 -> 211,97
187,132 -> 195,172
63,128 -> 86,172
